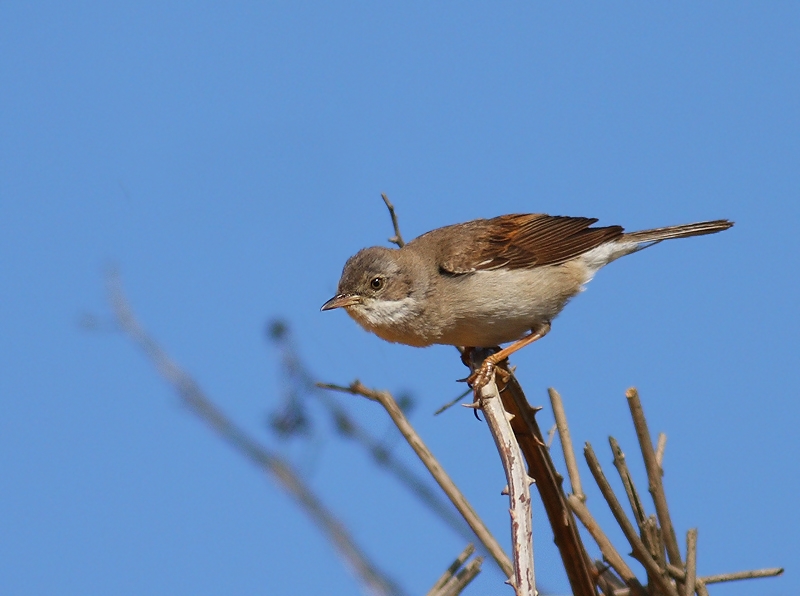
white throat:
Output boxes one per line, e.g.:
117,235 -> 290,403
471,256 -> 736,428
345,297 -> 427,346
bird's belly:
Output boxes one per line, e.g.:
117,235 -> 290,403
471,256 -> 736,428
433,264 -> 588,347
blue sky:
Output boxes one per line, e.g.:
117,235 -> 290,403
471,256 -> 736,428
1,3 -> 797,595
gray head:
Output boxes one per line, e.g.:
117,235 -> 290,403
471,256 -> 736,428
321,246 -> 411,310
321,246 -> 428,344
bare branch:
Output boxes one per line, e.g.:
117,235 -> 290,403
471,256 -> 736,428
643,515 -> 667,588
695,578 -> 710,596
609,434 -> 667,591
626,388 -> 683,569
468,349 -> 535,595
567,495 -> 646,596
318,380 -> 513,578
584,442 -> 679,596
608,437 -> 647,528
381,193 -> 405,247
108,274 -> 405,596
684,528 -> 697,596
701,568 -> 783,584
548,387 -> 584,500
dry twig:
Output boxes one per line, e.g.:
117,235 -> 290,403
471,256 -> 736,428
381,193 -> 405,248
626,388 -> 682,572
318,380 -> 513,578
684,528 -> 697,596
584,442 -> 679,596
701,567 -> 784,584
668,564 -> 784,585
549,387 -> 584,500
608,437 -> 647,529
567,495 -> 646,596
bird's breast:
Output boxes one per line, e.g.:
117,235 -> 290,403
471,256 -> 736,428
431,262 -> 590,346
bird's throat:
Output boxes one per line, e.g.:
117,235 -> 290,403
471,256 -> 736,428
345,297 -> 430,347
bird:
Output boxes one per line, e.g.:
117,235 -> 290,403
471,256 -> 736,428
321,213 -> 733,388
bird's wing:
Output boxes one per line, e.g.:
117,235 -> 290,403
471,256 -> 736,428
438,213 -> 624,274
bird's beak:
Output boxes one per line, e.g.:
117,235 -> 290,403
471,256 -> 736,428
320,294 -> 362,311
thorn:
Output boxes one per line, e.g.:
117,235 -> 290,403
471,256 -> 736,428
528,476 -> 536,485
500,485 -> 509,495
532,405 -> 543,413
461,402 -> 483,421
504,410 -> 516,422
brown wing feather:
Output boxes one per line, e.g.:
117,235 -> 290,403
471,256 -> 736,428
440,214 -> 624,273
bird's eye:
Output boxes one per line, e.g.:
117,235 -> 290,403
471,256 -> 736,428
370,277 -> 384,290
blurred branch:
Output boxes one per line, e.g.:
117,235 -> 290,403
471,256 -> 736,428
434,387 -> 472,416
319,380 -> 513,578
107,273 -> 405,596
269,323 -> 480,546
426,544 -> 483,596
468,348 -> 535,595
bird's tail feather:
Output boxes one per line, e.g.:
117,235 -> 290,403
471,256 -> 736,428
623,219 -> 733,244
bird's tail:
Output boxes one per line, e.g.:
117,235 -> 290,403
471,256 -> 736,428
623,219 -> 733,244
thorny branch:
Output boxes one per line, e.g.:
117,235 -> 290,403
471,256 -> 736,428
485,365 -> 597,596
468,348 -> 535,596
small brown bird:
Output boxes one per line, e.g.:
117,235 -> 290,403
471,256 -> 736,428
322,214 -> 732,387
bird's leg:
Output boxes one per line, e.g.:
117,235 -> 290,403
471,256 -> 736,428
467,322 -> 551,390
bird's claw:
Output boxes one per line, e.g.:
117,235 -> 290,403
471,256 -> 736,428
466,360 -> 496,391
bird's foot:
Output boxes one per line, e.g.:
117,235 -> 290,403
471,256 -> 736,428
466,358 -> 498,391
